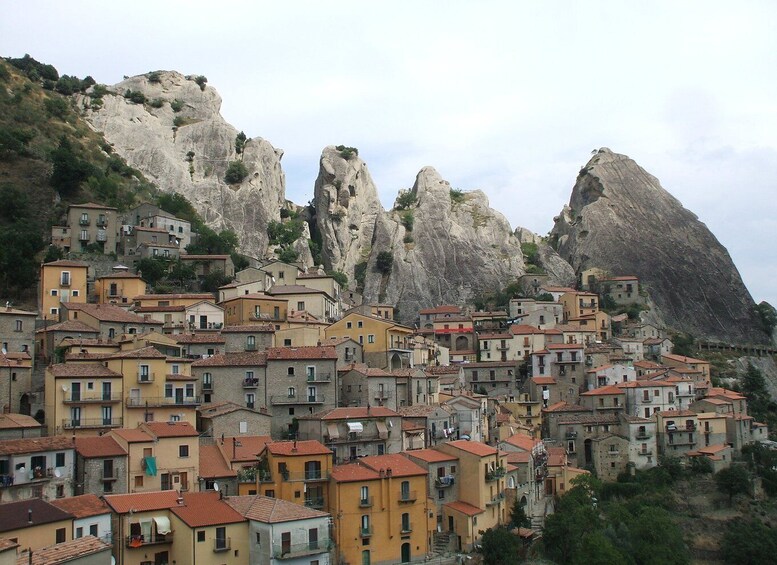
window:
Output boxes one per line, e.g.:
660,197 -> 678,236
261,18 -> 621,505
287,367 -> 295,376
179,445 -> 189,458
368,334 -> 375,344
56,528 -> 66,543
401,512 -> 411,532
55,452 -> 65,467
50,289 -> 58,296
347,322 -> 353,329
75,527 -> 83,539
60,271 -> 71,286
358,321 -> 363,328
255,532 -> 261,545
288,387 -> 296,398
245,393 -> 255,409
14,320 -> 22,332
438,489 -> 445,499
197,531 -> 205,542
215,526 -> 227,551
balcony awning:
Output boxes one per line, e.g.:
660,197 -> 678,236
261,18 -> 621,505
376,421 -> 389,439
347,422 -> 363,433
326,423 -> 340,440
153,516 -> 171,535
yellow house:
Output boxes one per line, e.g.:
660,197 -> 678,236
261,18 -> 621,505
95,271 -> 147,305
168,491 -> 248,565
502,393 -> 543,435
45,362 -> 125,436
132,293 -> 216,309
329,454 -> 432,565
110,421 -> 200,494
105,346 -> 199,428
559,291 -> 599,321
255,440 -> 332,510
220,293 -> 288,326
40,260 -> 89,321
0,498 -> 73,552
325,311 -> 414,369
436,440 -> 507,551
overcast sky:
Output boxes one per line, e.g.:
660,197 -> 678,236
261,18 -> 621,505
3,1 -> 776,306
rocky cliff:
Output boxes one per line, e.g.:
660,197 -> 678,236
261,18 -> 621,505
551,148 -> 764,343
80,71 -> 287,258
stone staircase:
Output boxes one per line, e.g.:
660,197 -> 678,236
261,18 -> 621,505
433,531 -> 453,553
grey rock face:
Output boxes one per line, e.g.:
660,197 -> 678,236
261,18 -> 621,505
359,167 -> 526,323
514,227 -> 577,288
313,146 -> 383,277
80,71 -> 285,258
551,148 -> 764,343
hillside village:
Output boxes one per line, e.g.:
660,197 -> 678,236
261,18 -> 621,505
0,199 -> 773,565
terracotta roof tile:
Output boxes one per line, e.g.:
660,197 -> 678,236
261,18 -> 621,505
43,259 -> 89,267
107,346 -> 166,359
75,436 -> 127,458
360,454 -> 428,477
199,445 -> 237,478
331,463 -> 381,483
225,495 -> 329,523
48,364 -> 122,378
502,433 -> 542,452
192,352 -> 267,367
171,492 -> 245,527
444,501 -> 484,516
419,305 -> 462,315
17,536 -> 110,565
176,333 -> 226,344
134,293 -> 215,301
110,428 -> 153,443
404,449 -> 458,463
0,436 -> 74,456
217,436 -> 273,463
64,303 -> 163,324
35,320 -> 100,334
144,421 -> 199,438
220,324 -> 276,333
0,499 -> 72,532
0,413 -> 41,430
444,440 -> 498,457
104,490 -> 181,514
580,385 -> 625,396
264,440 -> 331,457
50,494 -> 110,519
302,407 -> 399,420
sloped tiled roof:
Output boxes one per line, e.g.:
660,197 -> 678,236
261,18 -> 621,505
218,436 -> 272,463
266,346 -> 337,360
0,499 -> 72,532
192,352 -> 268,367
18,536 -> 110,565
444,500 -> 484,516
64,303 -> 163,324
502,433 -> 541,452
48,364 -> 122,378
35,320 -> 99,334
111,428 -> 153,444
226,495 -> 329,523
75,436 -> 126,458
144,421 -> 199,438
264,440 -> 331,457
360,454 -> 427,477
0,413 -> 41,430
220,324 -> 275,333
0,436 -> 74,456
302,407 -> 399,420
199,445 -> 237,479
171,492 -> 245,527
176,333 -> 226,344
331,463 -> 381,483
50,494 -> 110,519
404,449 -> 458,463
104,490 -> 181,514
444,440 -> 497,457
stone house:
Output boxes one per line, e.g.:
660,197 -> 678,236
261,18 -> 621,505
462,361 -> 517,397
192,351 -> 268,408
196,401 -> 272,439
0,436 -> 75,503
220,324 -> 275,354
590,434 -> 630,481
74,435 -> 128,496
338,365 -> 397,409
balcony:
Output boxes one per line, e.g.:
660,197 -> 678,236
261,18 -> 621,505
96,218 -> 108,227
213,537 -> 231,553
243,378 -> 259,389
137,372 -> 155,384
126,396 -> 201,408
486,466 -> 506,481
304,470 -> 327,481
496,344 -> 509,351
304,497 -> 324,509
635,432 -> 651,440
273,540 -> 331,559
257,470 -> 273,483
62,417 -> 122,430
487,492 -> 505,506
306,372 -> 332,383
398,490 -> 417,503
565,430 -> 578,439
245,343 -> 258,351
63,393 -> 122,404
96,230 -> 107,242
125,533 -> 172,548
78,232 -> 90,241
359,496 -> 374,508
374,391 -> 390,401
401,523 -> 413,534
435,476 -> 454,488
360,526 -> 374,538
270,394 -> 325,406
639,449 -> 653,456
79,218 -> 90,226
101,474 -> 118,482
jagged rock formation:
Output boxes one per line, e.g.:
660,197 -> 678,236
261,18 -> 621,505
79,71 -> 287,258
514,228 -> 577,288
551,148 -> 765,343
313,146 -> 383,277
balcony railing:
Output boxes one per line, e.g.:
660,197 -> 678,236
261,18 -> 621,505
213,537 -> 231,553
62,417 -> 122,429
401,522 -> 413,534
306,372 -> 332,382
101,474 -> 118,482
272,540 -> 331,559
565,431 -> 578,439
640,449 -> 653,456
487,492 -> 505,506
64,393 -> 122,404
78,232 -> 90,241
304,497 -> 324,509
96,219 -> 108,227
435,476 -> 454,488
486,467 -> 506,481
243,378 -> 259,388
126,396 -> 201,408
359,496 -> 374,508
360,527 -> 373,538
137,372 -> 155,383
79,218 -> 90,226
245,343 -> 258,351
125,533 -> 172,548
270,394 -> 325,405
636,432 -> 651,439
304,470 -> 326,481
398,490 -> 417,503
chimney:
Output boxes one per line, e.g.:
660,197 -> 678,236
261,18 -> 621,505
291,440 -> 297,453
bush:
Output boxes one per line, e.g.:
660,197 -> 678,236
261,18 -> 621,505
194,75 -> 208,90
54,75 -> 86,95
50,137 -> 96,196
89,84 -> 109,99
8,54 -> 59,81
224,160 -> 248,184
267,219 -> 304,246
148,98 -> 164,108
400,211 -> 414,231
147,71 -> 162,84
235,131 -> 247,154
354,261 -> 368,288
170,99 -> 184,112
375,251 -> 393,274
335,145 -> 358,159
450,188 -> 465,203
123,89 -> 146,104
327,271 -> 348,287
521,242 -> 539,264
44,97 -> 70,119
276,246 -> 298,263
173,116 -> 186,127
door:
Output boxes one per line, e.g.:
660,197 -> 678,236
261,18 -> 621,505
401,542 -> 411,563
102,382 -> 111,401
199,315 -> 207,329
307,386 -> 317,402
175,388 -> 184,404
309,527 -> 318,550
70,407 -> 81,428
71,382 -> 81,402
161,473 -> 171,491
448,516 -> 454,532
130,388 -> 140,406
179,472 -> 188,491
281,532 -> 291,556
102,406 -> 112,426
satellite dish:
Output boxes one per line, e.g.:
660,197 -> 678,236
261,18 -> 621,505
1,347 -> 6,355
213,482 -> 220,492
61,385 -> 68,392
18,466 -> 26,474
54,469 -> 62,478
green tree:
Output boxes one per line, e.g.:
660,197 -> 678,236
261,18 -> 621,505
394,190 -> 417,210
721,518 -> 777,565
194,75 -> 208,90
168,259 -> 196,290
480,527 -> 522,565
509,497 -> 531,529
375,251 -> 393,274
574,531 -> 627,565
235,131 -> 247,154
756,301 -> 777,336
627,506 -> 689,565
201,269 -> 233,293
327,271 -> 348,288
135,257 -> 167,287
224,160 -> 248,184
231,253 -> 249,272
715,465 -> 750,505
50,137 -> 95,196
277,246 -> 298,263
